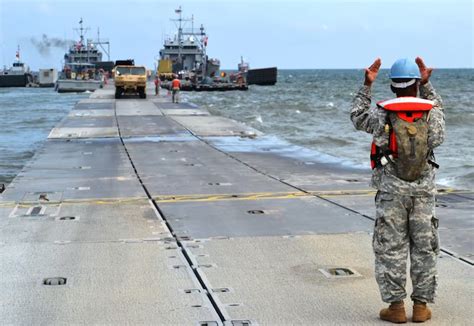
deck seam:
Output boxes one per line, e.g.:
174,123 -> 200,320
114,99 -> 228,324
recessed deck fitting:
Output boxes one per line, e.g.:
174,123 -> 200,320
43,277 -> 67,286
319,267 -> 362,278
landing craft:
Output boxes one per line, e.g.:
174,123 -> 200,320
55,18 -> 112,93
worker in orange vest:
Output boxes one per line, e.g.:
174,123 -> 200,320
171,76 -> 181,103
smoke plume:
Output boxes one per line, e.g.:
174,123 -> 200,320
30,34 -> 74,56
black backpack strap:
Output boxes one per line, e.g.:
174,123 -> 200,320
427,150 -> 440,169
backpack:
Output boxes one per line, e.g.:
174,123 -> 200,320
370,97 -> 435,182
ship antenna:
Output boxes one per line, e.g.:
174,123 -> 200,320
74,18 -> 89,46
79,18 -> 84,44
95,27 -> 111,61
177,6 -> 182,65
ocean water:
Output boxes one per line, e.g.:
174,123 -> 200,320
182,69 -> 474,190
0,88 -> 87,184
0,69 -> 472,190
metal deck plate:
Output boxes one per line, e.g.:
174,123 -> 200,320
161,108 -> 211,116
156,102 -> 199,109
116,99 -> 163,116
124,140 -> 293,196
169,116 -> 263,137
2,139 -> 144,202
78,98 -> 115,104
117,115 -> 187,137
2,176 -> 145,202
56,116 -> 117,128
184,234 -> 474,325
74,102 -> 115,110
89,88 -> 115,99
68,109 -> 115,117
159,197 -> 372,239
0,201 -> 169,243
212,150 -> 372,192
48,127 -> 119,139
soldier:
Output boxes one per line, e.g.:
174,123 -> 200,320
350,57 -> 445,323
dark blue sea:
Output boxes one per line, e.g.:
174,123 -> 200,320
1,69 -> 473,190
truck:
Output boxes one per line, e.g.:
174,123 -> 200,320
114,62 -> 147,99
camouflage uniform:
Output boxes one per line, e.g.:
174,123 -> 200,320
350,82 -> 445,303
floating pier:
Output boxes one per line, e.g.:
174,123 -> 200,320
0,84 -> 472,325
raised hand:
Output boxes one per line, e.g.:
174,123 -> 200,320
364,58 -> 382,87
415,57 -> 433,85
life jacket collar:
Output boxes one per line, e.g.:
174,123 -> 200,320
377,97 -> 434,112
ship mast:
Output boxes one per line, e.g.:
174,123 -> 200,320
171,6 -> 192,69
74,18 -> 90,63
95,28 -> 111,61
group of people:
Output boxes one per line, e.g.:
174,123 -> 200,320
154,74 -> 181,103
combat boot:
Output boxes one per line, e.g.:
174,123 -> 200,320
412,302 -> 431,322
379,301 -> 407,323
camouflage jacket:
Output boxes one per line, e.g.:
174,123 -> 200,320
350,82 -> 445,196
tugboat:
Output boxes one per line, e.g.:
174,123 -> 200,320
0,46 -> 34,87
158,7 -> 247,91
55,18 -> 111,93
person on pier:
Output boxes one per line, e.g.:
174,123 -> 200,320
351,57 -> 445,323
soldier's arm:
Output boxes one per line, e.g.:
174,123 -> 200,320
420,81 -> 443,109
421,82 -> 445,149
350,85 -> 382,134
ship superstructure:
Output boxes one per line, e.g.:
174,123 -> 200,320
0,46 -> 33,87
56,18 -> 111,93
158,7 -> 219,79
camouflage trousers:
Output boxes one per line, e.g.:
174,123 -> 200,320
373,191 -> 439,303
172,89 -> 180,103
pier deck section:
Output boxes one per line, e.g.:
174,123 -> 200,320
1,85 -> 472,325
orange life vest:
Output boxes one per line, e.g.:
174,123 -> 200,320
171,79 -> 181,90
370,97 -> 434,170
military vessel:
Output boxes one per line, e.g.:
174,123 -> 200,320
0,47 -> 33,87
158,7 -> 220,80
55,19 -> 111,93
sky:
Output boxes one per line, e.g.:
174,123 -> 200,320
0,0 -> 472,70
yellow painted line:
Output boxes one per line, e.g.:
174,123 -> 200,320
0,201 -> 17,208
1,188 -> 469,207
155,190 -> 378,203
60,197 -> 149,205
10,197 -> 149,207
154,188 -> 473,203
155,191 -> 309,203
314,190 -> 377,198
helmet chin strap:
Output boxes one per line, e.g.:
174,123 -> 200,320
391,79 -> 417,89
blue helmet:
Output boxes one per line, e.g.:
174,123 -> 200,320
389,58 -> 421,79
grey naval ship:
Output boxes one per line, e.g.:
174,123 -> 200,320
55,19 -> 112,93
157,7 -> 249,91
